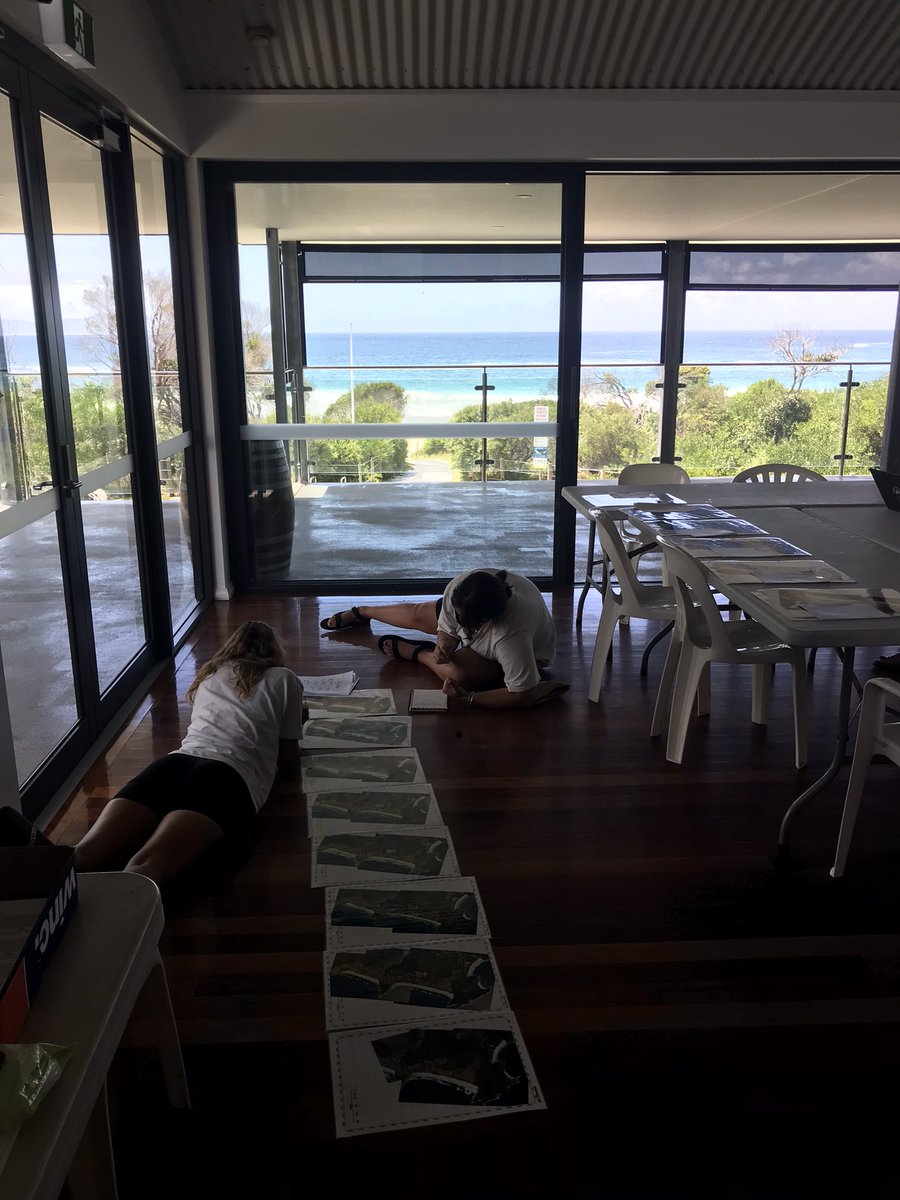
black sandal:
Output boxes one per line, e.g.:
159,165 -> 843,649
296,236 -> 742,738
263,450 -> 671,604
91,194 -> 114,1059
377,635 -> 436,662
320,606 -> 371,632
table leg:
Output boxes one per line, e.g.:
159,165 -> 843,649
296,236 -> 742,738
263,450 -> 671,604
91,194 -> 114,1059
777,645 -> 855,855
640,620 -> 674,676
67,1081 -> 118,1200
575,520 -> 596,628
141,956 -> 191,1109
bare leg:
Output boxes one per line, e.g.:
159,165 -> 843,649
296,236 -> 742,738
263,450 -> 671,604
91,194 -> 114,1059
324,601 -> 440,635
73,797 -> 161,872
382,639 -> 504,690
125,809 -> 225,887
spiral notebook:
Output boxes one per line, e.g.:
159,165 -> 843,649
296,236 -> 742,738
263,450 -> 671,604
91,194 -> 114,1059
408,690 -> 448,712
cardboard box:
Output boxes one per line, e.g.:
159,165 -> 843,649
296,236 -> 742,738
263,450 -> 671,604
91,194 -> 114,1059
0,847 -> 78,1041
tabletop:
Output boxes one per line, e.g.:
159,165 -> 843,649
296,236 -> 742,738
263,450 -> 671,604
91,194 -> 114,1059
0,873 -> 164,1200
562,479 -> 881,521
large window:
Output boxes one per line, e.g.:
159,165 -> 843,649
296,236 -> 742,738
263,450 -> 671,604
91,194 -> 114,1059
678,248 -> 900,478
234,181 -> 563,583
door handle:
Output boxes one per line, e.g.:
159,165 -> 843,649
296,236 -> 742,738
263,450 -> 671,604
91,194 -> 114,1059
63,480 -> 83,495
31,481 -> 53,492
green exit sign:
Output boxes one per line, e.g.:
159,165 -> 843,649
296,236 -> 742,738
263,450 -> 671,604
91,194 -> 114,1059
40,0 -> 95,70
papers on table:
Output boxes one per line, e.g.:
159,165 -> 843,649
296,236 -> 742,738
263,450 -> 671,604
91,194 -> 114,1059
302,749 -> 427,786
306,689 -> 397,716
307,784 -> 442,833
325,938 -> 510,1030
708,559 -> 854,585
583,491 -> 686,509
311,825 -> 459,887
298,670 -> 359,697
325,877 -> 491,948
668,535 -> 810,559
749,586 -> 900,621
329,1012 -> 545,1137
633,512 -> 764,537
302,716 -> 413,750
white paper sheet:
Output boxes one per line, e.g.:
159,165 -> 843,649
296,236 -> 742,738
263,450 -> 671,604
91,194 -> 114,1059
709,558 -> 853,585
325,876 -> 490,948
633,513 -> 763,536
297,670 -> 359,697
302,715 -> 413,750
325,938 -> 510,1030
307,783 -> 442,834
749,586 -> 900,621
302,749 -> 426,787
583,492 -> 686,509
306,689 -> 397,717
311,824 -> 460,888
330,1012 -> 546,1137
668,535 -> 810,559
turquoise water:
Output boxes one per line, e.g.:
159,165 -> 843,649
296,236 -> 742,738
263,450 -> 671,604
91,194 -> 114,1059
304,329 -> 893,402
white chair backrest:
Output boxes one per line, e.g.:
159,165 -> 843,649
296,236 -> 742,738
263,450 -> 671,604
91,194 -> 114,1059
592,511 -> 646,606
732,463 -> 826,484
618,462 -> 691,486
661,541 -> 735,657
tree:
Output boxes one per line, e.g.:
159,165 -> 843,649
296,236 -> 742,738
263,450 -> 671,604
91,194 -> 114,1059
442,398 -> 558,481
323,381 -> 407,423
770,329 -> 848,393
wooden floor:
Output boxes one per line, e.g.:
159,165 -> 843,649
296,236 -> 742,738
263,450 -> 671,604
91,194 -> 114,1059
51,591 -> 900,1199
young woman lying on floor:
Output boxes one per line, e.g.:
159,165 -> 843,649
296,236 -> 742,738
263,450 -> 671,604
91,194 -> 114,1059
73,621 -> 303,885
321,568 -> 564,709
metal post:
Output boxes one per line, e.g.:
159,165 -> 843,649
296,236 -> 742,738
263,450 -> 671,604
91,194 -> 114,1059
880,290 -> 900,472
281,240 -> 309,485
657,241 -> 688,463
265,228 -> 288,430
836,366 -> 858,478
474,366 -> 495,482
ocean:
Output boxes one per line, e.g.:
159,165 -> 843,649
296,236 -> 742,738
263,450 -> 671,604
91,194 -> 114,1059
5,329 -> 893,422
301,329 -> 894,420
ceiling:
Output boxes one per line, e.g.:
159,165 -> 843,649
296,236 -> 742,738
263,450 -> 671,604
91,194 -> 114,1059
234,174 -> 900,244
153,0 -> 900,92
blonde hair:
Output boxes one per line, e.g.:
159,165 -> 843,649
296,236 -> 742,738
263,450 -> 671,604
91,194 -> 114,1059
186,621 -> 286,704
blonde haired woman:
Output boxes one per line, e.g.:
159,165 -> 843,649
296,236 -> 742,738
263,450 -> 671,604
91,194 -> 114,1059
73,621 -> 303,885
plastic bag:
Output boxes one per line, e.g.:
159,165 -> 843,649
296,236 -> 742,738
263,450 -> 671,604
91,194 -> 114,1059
0,1043 -> 72,1134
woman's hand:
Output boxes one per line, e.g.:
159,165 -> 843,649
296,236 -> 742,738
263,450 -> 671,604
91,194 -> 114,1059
435,631 -> 460,664
442,678 -> 473,706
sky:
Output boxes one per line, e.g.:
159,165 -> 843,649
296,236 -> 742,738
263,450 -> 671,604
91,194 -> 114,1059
237,245 -> 898,334
0,234 -> 895,341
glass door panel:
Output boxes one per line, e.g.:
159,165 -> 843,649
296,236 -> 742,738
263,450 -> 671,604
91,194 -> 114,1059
132,132 -> 200,631
41,115 -> 149,690
0,91 -> 80,785
235,181 -> 562,582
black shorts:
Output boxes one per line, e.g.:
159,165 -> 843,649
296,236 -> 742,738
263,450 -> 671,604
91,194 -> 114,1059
117,753 -> 257,847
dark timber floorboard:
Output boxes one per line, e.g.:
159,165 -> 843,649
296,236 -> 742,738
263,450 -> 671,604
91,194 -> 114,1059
50,592 -> 900,1199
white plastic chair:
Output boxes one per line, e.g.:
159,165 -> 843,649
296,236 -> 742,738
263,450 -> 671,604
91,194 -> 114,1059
576,462 -> 690,628
830,676 -> 900,878
651,541 -> 808,767
732,463 -> 826,484
588,511 -> 680,700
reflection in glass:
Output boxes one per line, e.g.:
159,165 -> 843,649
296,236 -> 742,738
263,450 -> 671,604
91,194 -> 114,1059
132,133 -> 183,439
81,474 -> 146,691
0,514 -> 79,784
159,451 -> 196,627
0,95 -> 53,504
41,116 -> 127,475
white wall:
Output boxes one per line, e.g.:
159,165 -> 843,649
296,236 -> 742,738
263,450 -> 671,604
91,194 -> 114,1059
186,89 -> 900,163
0,0 -> 189,149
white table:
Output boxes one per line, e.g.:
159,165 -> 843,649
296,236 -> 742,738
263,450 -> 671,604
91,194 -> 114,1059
0,873 -> 189,1200
562,480 -> 883,627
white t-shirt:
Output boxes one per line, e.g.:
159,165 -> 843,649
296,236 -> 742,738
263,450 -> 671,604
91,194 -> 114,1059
437,569 -> 556,692
178,665 -> 303,811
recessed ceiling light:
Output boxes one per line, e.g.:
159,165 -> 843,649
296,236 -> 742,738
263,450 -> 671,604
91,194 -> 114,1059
492,225 -> 505,229
515,194 -> 533,199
